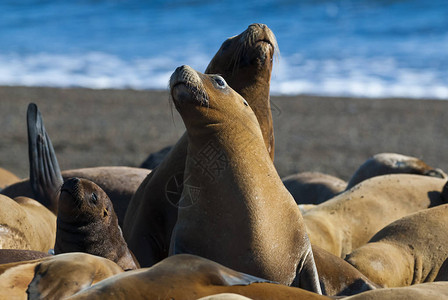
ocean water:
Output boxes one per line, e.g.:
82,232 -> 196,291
0,0 -> 447,99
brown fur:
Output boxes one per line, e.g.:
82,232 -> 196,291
1,166 -> 150,227
67,255 -> 329,300
346,203 -> 448,287
123,23 -> 277,267
0,195 -> 56,252
0,249 -> 50,264
168,65 -> 320,292
0,253 -> 122,300
303,174 -> 447,258
0,167 -> 20,190
55,178 -> 138,270
282,172 -> 347,205
346,153 -> 446,190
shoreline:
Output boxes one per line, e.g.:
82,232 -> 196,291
1,85 -> 447,181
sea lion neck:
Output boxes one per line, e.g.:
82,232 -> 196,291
205,23 -> 276,161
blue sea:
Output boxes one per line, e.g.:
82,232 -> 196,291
0,0 -> 447,99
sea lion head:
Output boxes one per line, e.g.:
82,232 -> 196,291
58,177 -> 113,224
170,65 -> 260,136
205,23 -> 277,88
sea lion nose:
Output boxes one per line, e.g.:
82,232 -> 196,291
61,177 -> 80,194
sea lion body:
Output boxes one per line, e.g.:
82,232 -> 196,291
346,153 -> 446,190
0,167 -> 20,190
168,65 -> 320,292
0,253 -> 122,300
67,255 -> 329,300
0,195 -> 56,252
123,23 -> 278,267
282,171 -> 347,205
345,202 -> 448,287
303,174 -> 447,258
55,178 -> 138,270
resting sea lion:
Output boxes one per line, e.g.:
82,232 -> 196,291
0,253 -> 123,300
303,174 -> 448,258
0,195 -> 56,252
343,282 -> 448,300
168,65 -> 320,292
345,153 -> 446,190
1,103 -> 150,226
345,202 -> 448,287
0,249 -> 50,264
0,167 -> 20,190
67,255 -> 329,300
123,23 -> 278,267
54,177 -> 139,270
282,171 -> 347,205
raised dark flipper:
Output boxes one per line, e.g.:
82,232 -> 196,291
27,103 -> 63,213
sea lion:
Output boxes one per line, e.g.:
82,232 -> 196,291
345,202 -> 448,287
0,253 -> 123,300
343,282 -> 448,300
302,174 -> 448,258
54,177 -> 139,270
66,255 -> 329,300
168,65 -> 320,292
0,167 -> 20,190
1,103 -> 150,226
0,249 -> 50,265
0,195 -> 56,252
345,153 -> 446,190
282,171 -> 347,205
123,23 -> 278,267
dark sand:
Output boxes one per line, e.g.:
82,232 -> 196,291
1,86 -> 447,182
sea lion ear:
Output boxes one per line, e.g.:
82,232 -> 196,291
103,207 -> 109,218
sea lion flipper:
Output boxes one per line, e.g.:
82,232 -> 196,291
292,248 -> 323,294
218,270 -> 275,286
27,103 -> 63,212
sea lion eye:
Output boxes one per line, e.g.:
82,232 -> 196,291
91,193 -> 98,204
214,76 -> 226,88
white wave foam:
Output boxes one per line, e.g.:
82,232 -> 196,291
1,52 -> 447,99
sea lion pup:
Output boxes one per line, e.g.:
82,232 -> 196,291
0,253 -> 123,300
54,177 -> 139,270
342,282 -> 448,300
345,202 -> 448,288
123,23 -> 278,267
66,255 -> 329,300
0,167 -> 20,190
282,172 -> 347,205
168,65 -> 320,292
0,249 -> 50,264
1,103 -> 150,226
0,195 -> 56,252
345,152 -> 446,190
302,174 -> 448,258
